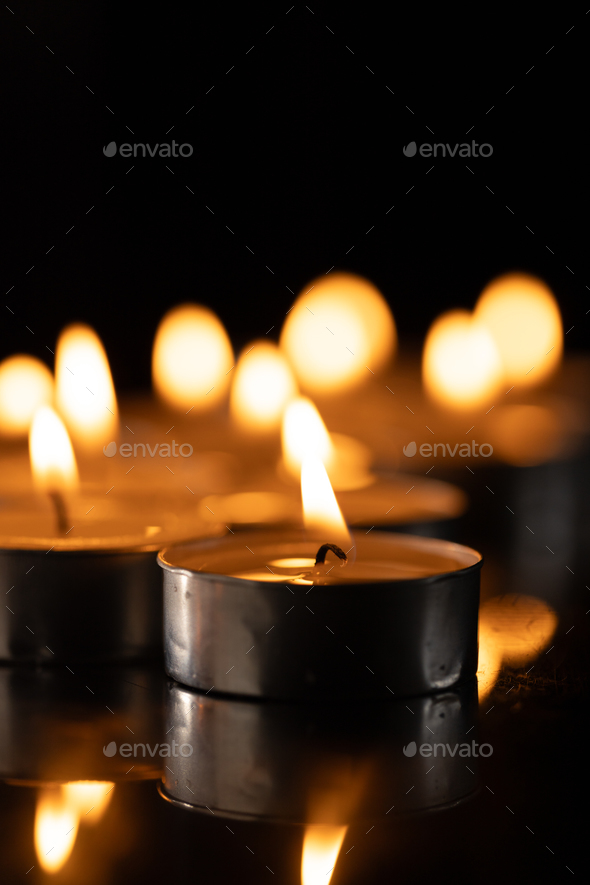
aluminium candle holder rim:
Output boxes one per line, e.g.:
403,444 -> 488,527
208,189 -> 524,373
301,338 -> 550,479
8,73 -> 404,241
159,530 -> 483,701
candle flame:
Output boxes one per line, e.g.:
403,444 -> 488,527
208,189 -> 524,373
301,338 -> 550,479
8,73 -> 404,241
301,455 -> 352,552
34,782 -> 114,874
301,825 -> 347,885
55,324 -> 118,450
280,272 -> 396,394
282,397 -> 334,477
0,355 -> 53,437
152,304 -> 234,412
423,310 -> 503,410
29,405 -> 79,492
34,787 -> 79,874
61,781 -> 114,823
475,273 -> 562,387
230,340 -> 297,432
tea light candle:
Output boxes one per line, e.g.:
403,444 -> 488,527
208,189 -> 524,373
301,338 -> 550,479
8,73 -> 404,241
159,457 -> 481,699
0,406 -> 221,663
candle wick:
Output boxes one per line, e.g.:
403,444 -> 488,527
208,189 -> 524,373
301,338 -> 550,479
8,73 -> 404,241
314,543 -> 348,567
49,492 -> 69,535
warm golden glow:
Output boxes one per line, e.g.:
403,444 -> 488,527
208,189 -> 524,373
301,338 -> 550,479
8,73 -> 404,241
301,455 -> 352,551
0,355 -> 53,437
477,594 -> 558,700
301,825 -> 347,885
152,304 -> 234,411
282,397 -> 373,490
230,340 -> 297,431
280,273 -> 396,393
283,397 -> 334,476
423,309 -> 503,409
61,781 -> 114,824
475,273 -> 563,387
490,405 -> 563,466
34,788 -> 79,874
55,324 -> 118,449
29,406 -> 79,492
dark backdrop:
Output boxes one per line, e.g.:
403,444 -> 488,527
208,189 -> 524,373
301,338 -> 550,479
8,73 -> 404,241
2,0 -> 588,390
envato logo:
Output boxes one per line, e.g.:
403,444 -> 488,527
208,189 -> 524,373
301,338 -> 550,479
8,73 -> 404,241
103,740 -> 193,758
103,440 -> 194,458
403,141 -> 493,158
103,141 -> 193,158
403,441 -> 493,458
403,740 -> 493,758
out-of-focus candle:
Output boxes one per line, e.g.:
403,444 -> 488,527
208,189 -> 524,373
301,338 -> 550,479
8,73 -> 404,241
475,273 -> 563,387
230,340 -> 297,432
0,355 -> 53,437
152,303 -> 233,412
422,309 -> 503,409
280,272 -> 396,394
55,324 -> 118,451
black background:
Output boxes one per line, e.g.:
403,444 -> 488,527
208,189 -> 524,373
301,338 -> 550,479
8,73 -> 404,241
2,1 -> 588,390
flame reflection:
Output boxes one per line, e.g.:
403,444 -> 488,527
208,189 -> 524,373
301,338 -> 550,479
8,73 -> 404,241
301,825 -> 347,885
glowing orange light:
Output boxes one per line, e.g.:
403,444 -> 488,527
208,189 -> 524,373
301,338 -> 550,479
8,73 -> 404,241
301,455 -> 352,551
230,340 -> 297,432
475,273 -> 563,387
282,396 -> 373,490
0,355 -> 53,437
152,304 -> 234,412
423,309 -> 503,409
61,781 -> 114,824
477,594 -> 558,700
29,406 -> 79,492
301,825 -> 347,885
280,273 -> 396,394
34,788 -> 79,874
55,324 -> 118,450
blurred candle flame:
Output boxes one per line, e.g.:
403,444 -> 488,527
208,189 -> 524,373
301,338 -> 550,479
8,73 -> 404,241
0,355 -> 53,437
55,324 -> 118,450
301,455 -> 352,552
34,787 -> 79,874
301,825 -> 347,885
477,594 -> 558,701
423,309 -> 503,410
61,781 -> 114,823
152,304 -> 234,412
34,782 -> 114,874
29,405 -> 79,492
280,272 -> 396,394
230,340 -> 297,432
475,273 -> 563,387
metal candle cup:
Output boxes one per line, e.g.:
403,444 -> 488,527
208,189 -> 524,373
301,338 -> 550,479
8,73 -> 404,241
0,496 -> 222,663
159,530 -> 482,700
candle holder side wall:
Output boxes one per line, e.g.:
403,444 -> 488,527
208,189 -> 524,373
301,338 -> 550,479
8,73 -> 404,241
0,550 -> 162,663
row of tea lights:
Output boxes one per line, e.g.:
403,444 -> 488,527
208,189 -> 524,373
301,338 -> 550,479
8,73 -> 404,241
1,270 -> 566,883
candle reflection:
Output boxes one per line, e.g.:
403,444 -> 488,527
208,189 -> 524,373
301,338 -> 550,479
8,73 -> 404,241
477,594 -> 558,700
301,825 -> 347,885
